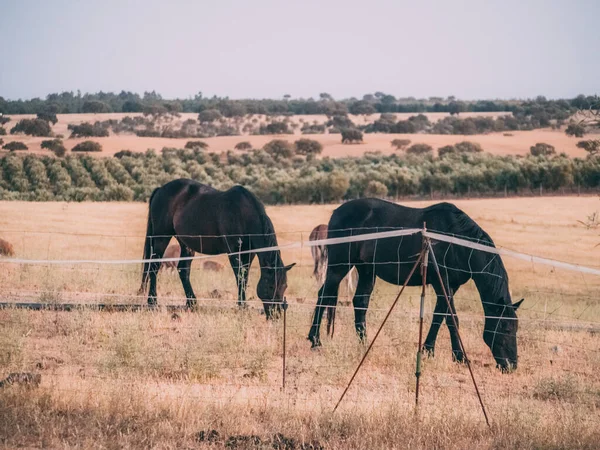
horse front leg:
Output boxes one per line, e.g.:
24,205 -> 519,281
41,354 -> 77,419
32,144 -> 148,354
146,238 -> 170,306
229,252 -> 254,309
352,265 -> 375,344
176,244 -> 197,309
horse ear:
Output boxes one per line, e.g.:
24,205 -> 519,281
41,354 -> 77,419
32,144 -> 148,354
512,298 -> 524,310
284,263 -> 296,271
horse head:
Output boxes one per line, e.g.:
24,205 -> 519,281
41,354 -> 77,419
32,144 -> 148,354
483,298 -> 524,371
257,262 -> 296,318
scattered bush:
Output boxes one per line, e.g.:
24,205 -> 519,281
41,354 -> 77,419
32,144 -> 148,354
0,116 -> 10,126
0,127 -> 6,135
68,122 -> 110,138
10,119 -> 52,137
263,139 -> 294,159
41,139 -> 67,157
0,138 -> 3,147
184,141 -> 208,150
258,121 -> 292,135
301,123 -> 326,134
72,141 -> 102,152
576,140 -> 600,156
37,111 -> 58,125
365,180 -> 388,197
565,123 -> 586,138
438,145 -> 456,158
234,141 -> 252,151
294,139 -> 323,156
391,139 -> 411,151
198,109 -> 223,123
406,143 -> 433,155
82,100 -> 111,113
454,141 -> 483,153
0,238 -> 15,256
341,129 -> 363,144
2,141 -> 28,151
530,143 -> 556,156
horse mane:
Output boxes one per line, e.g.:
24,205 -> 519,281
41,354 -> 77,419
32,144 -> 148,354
236,186 -> 278,250
441,204 -> 511,306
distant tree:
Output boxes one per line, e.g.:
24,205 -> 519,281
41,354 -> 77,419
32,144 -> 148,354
294,138 -> 323,156
198,109 -> 222,123
283,94 -> 291,101
576,140 -> 600,156
391,139 -> 411,150
72,141 -> 102,152
234,141 -> 253,151
406,143 -> 433,155
10,118 -> 52,136
2,141 -> 28,151
0,116 -> 10,126
529,142 -> 556,156
37,111 -> 58,125
365,180 -> 388,197
454,141 -> 483,153
349,100 -> 376,115
142,104 -> 168,117
82,100 -> 111,113
0,127 -> 5,136
341,128 -> 363,144
41,138 -> 67,157
320,172 -> 349,201
565,123 -> 586,138
327,115 -> 355,130
319,93 -> 333,101
259,121 -> 291,135
122,100 -> 144,112
448,101 -> 467,116
263,139 -> 295,159
438,145 -> 456,158
184,140 -> 208,149
68,122 -> 109,138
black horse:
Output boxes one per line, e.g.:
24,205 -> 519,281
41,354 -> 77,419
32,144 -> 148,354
308,198 -> 523,371
139,179 -> 295,316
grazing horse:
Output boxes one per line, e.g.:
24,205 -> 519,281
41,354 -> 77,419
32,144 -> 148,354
139,179 -> 295,317
308,198 -> 523,371
309,223 -> 357,294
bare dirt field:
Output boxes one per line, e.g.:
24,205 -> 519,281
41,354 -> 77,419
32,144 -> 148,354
1,197 -> 599,447
2,112 -> 588,159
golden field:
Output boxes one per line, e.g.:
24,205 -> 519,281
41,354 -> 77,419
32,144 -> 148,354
1,112 -> 589,159
1,197 -> 600,448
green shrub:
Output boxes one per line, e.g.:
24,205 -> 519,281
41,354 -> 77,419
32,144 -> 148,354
0,116 -> 10,126
576,140 -> 600,156
391,139 -> 411,150
294,138 -> 323,156
263,139 -> 294,159
2,141 -> 28,151
104,184 -> 134,201
37,111 -> 58,125
68,122 -> 109,138
10,119 -> 52,137
234,141 -> 252,151
341,128 -> 363,144
406,143 -> 433,155
72,141 -> 103,153
41,139 -> 67,157
530,143 -> 556,156
184,140 -> 208,150
82,100 -> 111,113
0,127 -> 6,136
198,109 -> 222,122
365,180 -> 388,197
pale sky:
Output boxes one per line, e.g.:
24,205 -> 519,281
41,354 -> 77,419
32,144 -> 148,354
0,0 -> 598,100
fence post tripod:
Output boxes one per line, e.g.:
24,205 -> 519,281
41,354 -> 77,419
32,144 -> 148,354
333,249 -> 425,412
415,223 -> 429,406
425,238 -> 491,427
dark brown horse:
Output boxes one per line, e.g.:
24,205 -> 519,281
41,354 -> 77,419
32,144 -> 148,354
308,198 -> 523,371
139,179 -> 295,317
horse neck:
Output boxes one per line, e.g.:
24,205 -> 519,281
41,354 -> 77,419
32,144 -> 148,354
471,257 -> 512,313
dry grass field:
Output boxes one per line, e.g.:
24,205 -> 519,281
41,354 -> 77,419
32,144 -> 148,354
1,112 -> 589,159
1,197 -> 600,448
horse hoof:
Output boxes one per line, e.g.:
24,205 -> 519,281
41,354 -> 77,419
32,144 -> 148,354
423,345 -> 435,357
308,336 -> 321,348
452,352 -> 466,363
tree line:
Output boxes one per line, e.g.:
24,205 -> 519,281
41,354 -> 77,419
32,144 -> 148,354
0,148 -> 598,203
1,90 -> 595,118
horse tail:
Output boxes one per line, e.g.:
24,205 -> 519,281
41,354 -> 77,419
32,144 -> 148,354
139,187 -> 160,295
